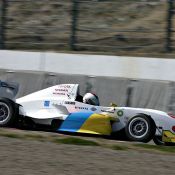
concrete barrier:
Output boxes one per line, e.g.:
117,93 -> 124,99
1,50 -> 175,81
130,80 -> 171,111
0,69 -> 172,112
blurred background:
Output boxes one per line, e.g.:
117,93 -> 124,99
0,0 -> 175,57
1,0 -> 175,112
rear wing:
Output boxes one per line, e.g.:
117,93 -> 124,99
0,80 -> 19,99
16,84 -> 79,102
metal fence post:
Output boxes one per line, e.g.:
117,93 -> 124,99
70,0 -> 79,51
166,0 -> 174,52
0,0 -> 8,49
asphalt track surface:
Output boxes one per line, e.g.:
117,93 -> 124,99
0,128 -> 175,175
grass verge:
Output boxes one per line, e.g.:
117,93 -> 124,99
0,132 -> 24,139
134,144 -> 175,153
112,145 -> 129,151
53,137 -> 100,146
0,128 -> 175,154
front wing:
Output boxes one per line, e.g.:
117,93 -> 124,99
162,130 -> 175,143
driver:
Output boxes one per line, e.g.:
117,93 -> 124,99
83,92 -> 100,106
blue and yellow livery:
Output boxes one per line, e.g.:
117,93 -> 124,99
58,112 -> 115,135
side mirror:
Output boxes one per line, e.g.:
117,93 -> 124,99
110,102 -> 117,107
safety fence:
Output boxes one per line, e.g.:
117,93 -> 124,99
0,0 -> 175,55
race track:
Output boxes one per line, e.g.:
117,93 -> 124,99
0,128 -> 174,175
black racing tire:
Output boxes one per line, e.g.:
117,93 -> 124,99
0,98 -> 16,127
125,115 -> 156,143
153,136 -> 164,145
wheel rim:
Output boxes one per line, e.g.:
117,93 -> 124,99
128,117 -> 149,139
0,102 -> 10,123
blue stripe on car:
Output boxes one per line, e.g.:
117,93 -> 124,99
58,112 -> 93,132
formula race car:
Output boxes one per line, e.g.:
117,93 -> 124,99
0,83 -> 175,145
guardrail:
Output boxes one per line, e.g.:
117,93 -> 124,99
1,50 -> 175,82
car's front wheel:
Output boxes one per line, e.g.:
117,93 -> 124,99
0,98 -> 16,127
125,115 -> 156,143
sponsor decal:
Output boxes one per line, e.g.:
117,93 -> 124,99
53,92 -> 66,95
52,102 -> 64,107
55,88 -> 68,92
65,101 -> 75,105
75,106 -> 88,110
60,85 -> 71,88
91,107 -> 97,111
117,110 -> 124,117
53,85 -> 72,95
44,100 -> 50,107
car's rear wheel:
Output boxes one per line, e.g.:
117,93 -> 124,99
125,115 -> 156,143
0,98 -> 16,127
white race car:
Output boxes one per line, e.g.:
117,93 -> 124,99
0,83 -> 175,145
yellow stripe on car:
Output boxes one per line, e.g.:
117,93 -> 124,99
162,130 -> 175,143
78,113 -> 115,135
